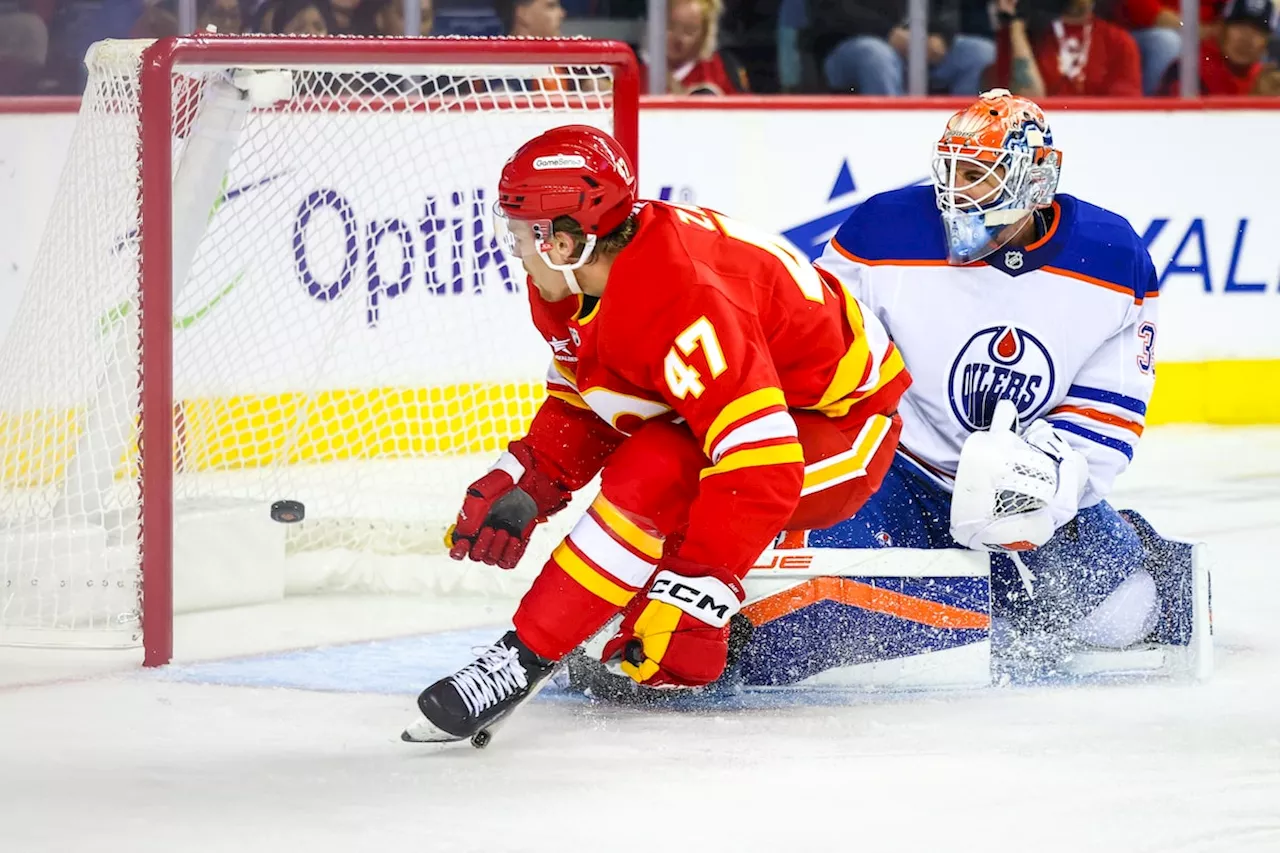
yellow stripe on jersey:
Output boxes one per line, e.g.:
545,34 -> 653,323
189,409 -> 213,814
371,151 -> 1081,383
800,414 -> 892,495
812,284 -> 874,412
552,540 -> 636,607
702,387 -> 788,457
590,494 -> 664,560
815,345 -> 908,419
550,359 -> 580,389
547,388 -> 592,409
699,441 -> 805,481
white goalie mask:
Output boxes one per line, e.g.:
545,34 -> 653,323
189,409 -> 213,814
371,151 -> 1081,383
931,89 -> 1062,265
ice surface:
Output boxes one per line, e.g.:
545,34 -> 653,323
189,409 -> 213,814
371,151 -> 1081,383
2,426 -> 1279,853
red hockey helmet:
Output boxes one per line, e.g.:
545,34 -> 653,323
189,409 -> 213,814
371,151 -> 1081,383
494,124 -> 638,276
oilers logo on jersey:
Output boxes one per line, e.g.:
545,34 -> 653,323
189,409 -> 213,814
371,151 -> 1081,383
948,325 -> 1056,432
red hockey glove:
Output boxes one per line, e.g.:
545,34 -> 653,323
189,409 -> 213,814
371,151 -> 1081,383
600,556 -> 745,687
447,441 -> 571,570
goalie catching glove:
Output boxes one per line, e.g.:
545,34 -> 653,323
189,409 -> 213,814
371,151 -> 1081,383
950,399 -> 1089,552
601,556 -> 745,688
447,441 -> 571,569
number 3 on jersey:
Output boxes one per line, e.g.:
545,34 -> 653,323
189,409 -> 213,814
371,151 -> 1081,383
664,316 -> 726,399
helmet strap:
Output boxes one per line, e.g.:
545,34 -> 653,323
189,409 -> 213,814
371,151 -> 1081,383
537,233 -> 599,293
540,234 -> 599,274
560,267 -> 582,295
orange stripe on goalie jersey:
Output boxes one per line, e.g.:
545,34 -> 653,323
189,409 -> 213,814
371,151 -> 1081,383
1047,405 -> 1144,437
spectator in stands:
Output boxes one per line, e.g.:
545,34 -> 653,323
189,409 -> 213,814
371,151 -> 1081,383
1105,0 -> 1183,93
260,0 -> 337,33
1259,63 -> 1280,90
0,1 -> 49,94
130,3 -> 181,36
806,0 -> 996,95
493,0 -> 564,37
330,0 -> 359,31
197,0 -> 246,32
993,0 -> 1142,95
643,0 -> 749,93
350,0 -> 434,34
1160,0 -> 1279,93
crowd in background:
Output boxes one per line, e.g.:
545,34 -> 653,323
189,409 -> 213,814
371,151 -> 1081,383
1,0 -> 1277,95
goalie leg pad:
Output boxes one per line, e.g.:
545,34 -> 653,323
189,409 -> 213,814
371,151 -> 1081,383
1118,509 -> 1213,679
1066,569 -> 1159,649
990,501 -> 1148,634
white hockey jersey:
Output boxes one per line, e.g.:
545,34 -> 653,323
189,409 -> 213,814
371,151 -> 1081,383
816,185 -> 1159,509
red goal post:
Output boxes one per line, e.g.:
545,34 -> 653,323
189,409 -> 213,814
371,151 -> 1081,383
1,36 -> 639,667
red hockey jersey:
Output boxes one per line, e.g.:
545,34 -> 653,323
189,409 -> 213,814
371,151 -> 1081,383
521,201 -> 908,578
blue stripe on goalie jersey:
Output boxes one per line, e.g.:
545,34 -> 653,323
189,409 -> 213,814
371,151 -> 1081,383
1065,384 -> 1148,417
1048,418 -> 1135,460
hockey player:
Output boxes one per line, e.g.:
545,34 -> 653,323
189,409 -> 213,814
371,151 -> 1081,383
403,125 -> 910,743
810,89 -> 1199,668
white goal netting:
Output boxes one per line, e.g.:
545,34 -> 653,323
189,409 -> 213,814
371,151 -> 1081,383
0,37 -> 629,653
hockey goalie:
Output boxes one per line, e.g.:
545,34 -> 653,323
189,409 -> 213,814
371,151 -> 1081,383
792,89 -> 1212,684
402,124 -> 911,744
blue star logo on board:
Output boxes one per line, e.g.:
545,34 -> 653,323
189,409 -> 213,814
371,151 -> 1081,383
780,161 -> 930,262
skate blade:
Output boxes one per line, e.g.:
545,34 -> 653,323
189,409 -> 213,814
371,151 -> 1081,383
400,716 -> 466,744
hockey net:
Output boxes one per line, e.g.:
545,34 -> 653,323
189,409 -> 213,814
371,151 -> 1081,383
0,36 -> 639,663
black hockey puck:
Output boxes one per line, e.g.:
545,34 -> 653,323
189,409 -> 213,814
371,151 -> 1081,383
270,499 -> 305,523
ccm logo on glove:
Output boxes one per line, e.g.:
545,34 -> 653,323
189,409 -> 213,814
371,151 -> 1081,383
648,572 -> 743,628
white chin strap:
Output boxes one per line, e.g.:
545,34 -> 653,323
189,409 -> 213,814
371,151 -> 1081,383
537,233 -> 598,296
560,267 -> 582,295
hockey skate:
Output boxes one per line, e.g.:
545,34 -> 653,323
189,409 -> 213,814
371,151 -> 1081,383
402,631 -> 557,748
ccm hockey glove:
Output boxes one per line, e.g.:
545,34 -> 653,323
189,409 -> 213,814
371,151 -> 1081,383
601,556 -> 745,687
447,441 -> 571,570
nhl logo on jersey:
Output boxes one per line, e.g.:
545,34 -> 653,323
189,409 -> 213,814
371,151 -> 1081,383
948,325 -> 1056,432
1004,250 -> 1024,269
570,328 -> 580,347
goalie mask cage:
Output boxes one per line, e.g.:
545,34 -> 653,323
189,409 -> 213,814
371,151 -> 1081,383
0,36 -> 640,666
